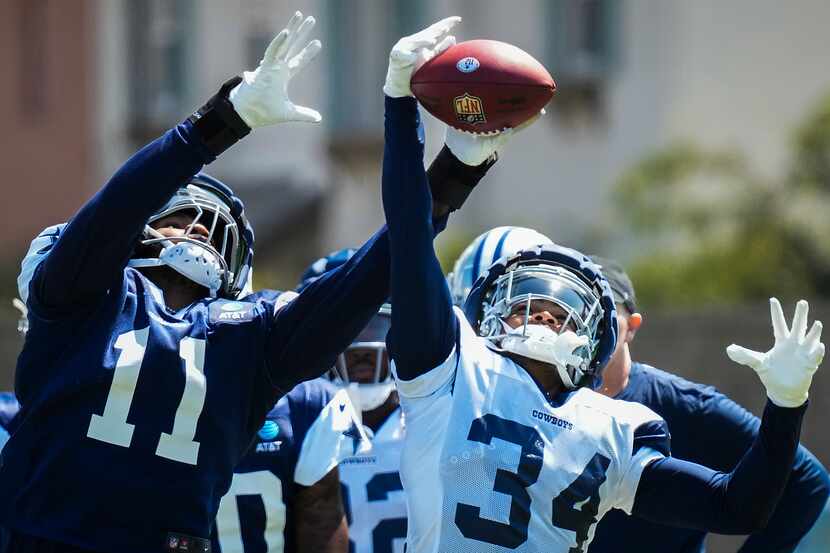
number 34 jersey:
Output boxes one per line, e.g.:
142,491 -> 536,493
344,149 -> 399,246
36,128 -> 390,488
392,308 -> 671,553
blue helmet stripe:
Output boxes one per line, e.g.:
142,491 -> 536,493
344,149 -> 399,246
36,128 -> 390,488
492,228 -> 513,262
471,233 -> 491,290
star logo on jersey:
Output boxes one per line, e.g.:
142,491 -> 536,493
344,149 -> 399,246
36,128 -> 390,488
343,421 -> 364,455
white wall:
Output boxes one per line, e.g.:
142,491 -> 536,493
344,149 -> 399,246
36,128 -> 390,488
94,0 -> 830,254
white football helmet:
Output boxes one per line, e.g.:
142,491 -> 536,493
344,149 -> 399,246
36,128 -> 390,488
447,226 -> 552,306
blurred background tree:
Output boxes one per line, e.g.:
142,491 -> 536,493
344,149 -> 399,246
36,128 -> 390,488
613,92 -> 830,308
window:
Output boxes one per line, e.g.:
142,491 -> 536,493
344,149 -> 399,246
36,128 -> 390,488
544,0 -> 620,120
127,0 -> 194,144
325,0 -> 427,157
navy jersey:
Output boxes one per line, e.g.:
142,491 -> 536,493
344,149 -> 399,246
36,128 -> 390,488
590,363 -> 830,553
0,120 -> 394,553
213,378 -> 365,553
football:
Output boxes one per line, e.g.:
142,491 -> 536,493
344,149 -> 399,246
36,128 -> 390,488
411,39 -> 556,133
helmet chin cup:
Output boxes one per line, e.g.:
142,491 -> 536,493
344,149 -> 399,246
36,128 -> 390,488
129,226 -> 226,297
498,324 -> 589,390
345,381 -> 395,413
158,241 -> 224,297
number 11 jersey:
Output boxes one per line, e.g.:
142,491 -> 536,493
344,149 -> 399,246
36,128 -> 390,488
392,308 -> 671,553
0,273 -> 290,553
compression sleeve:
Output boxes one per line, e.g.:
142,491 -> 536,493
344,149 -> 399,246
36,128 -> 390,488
693,390 -> 830,551
632,401 -> 807,534
381,96 -> 457,381
32,121 -> 215,314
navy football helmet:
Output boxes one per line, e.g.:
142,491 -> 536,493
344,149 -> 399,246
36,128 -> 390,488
128,174 -> 254,298
464,244 -> 618,389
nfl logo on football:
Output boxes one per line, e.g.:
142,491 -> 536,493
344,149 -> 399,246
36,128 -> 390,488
453,93 -> 486,125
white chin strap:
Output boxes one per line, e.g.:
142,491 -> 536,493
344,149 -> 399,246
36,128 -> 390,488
499,324 -> 590,390
129,230 -> 224,297
344,382 -> 395,412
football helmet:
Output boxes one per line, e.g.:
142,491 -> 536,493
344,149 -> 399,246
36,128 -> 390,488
128,174 -> 254,298
447,226 -> 552,306
298,249 -> 394,412
464,244 -> 617,389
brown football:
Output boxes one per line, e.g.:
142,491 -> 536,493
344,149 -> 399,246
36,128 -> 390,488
411,39 -> 556,133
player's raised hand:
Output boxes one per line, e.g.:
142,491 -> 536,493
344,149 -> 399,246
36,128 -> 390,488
383,16 -> 461,98
727,298 -> 825,407
229,11 -> 322,127
444,109 -> 545,166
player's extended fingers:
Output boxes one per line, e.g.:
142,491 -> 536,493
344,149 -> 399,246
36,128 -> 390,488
807,343 -> 825,373
262,29 -> 290,64
792,299 -> 810,341
289,39 -> 322,77
805,320 -> 823,350
769,298 -> 789,342
287,103 -> 322,124
433,34 -> 456,56
726,344 -> 765,371
286,15 -> 316,60
273,11 -> 304,61
426,15 -> 462,38
404,36 -> 441,52
12,298 -> 26,313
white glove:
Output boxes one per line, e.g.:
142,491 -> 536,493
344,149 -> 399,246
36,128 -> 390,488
444,109 -> 546,166
230,11 -> 322,127
383,16 -> 461,98
727,298 -> 825,407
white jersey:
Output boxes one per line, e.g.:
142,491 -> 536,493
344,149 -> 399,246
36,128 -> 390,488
392,308 -> 669,553
339,408 -> 408,553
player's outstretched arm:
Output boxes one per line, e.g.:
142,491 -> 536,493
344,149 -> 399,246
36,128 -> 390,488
264,19 -> 509,389
383,17 -> 522,380
632,299 -> 824,533
739,447 -> 830,552
685,387 -> 830,551
32,11 -> 321,314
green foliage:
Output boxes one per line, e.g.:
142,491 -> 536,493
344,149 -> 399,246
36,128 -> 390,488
792,93 -> 830,191
615,92 -> 830,308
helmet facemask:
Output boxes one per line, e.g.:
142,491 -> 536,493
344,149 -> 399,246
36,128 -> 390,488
479,264 -> 605,389
329,306 -> 394,413
129,184 -> 245,298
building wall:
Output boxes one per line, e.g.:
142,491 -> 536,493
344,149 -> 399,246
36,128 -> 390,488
0,0 -> 94,258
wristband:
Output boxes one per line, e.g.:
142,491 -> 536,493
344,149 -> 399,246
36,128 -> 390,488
187,76 -> 251,157
427,145 -> 497,210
